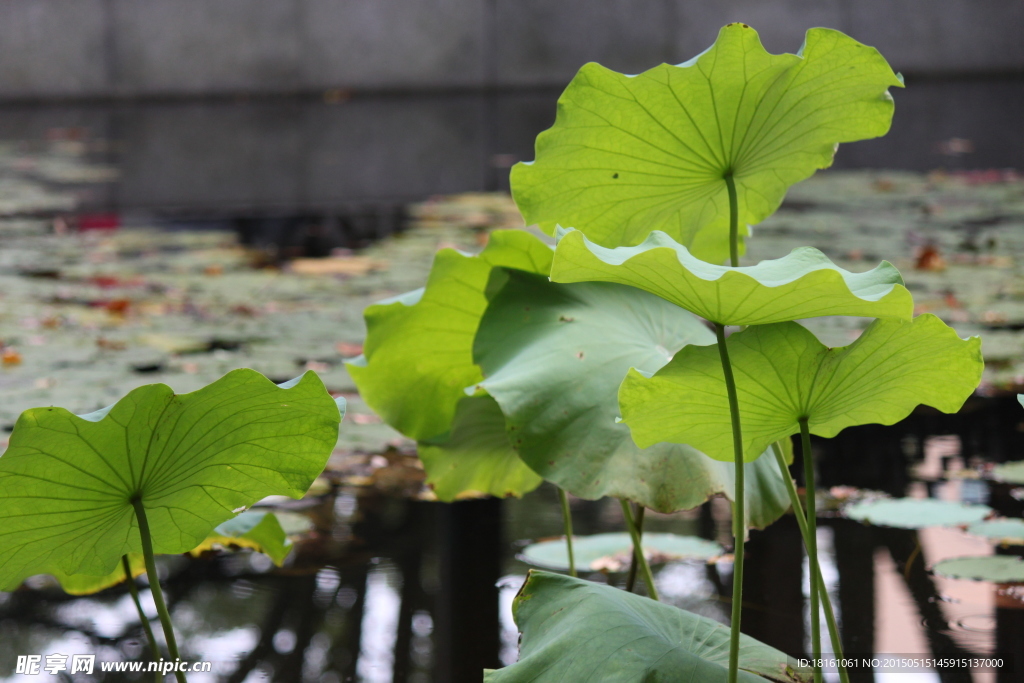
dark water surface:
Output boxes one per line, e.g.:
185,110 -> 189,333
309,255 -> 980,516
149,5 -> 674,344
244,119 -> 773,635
0,80 -> 1023,682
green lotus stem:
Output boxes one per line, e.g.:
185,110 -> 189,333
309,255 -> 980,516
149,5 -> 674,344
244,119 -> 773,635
557,487 -> 576,577
620,499 -> 658,601
625,504 -> 645,592
725,173 -> 739,268
714,322 -> 745,683
132,497 -> 188,683
771,443 -> 849,683
798,419 -> 823,683
122,554 -> 160,670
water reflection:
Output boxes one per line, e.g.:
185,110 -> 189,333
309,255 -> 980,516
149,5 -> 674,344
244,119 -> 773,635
1,396 -> 1023,681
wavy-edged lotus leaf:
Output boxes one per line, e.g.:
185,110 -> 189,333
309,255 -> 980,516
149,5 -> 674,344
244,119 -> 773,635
620,316 -> 982,462
510,24 -> 901,263
845,498 -> 992,529
967,519 -> 1024,545
520,532 -> 723,572
992,460 -> 1024,485
189,510 -> 293,566
346,229 -> 552,442
418,395 -> 542,501
475,270 -> 791,522
0,369 -> 345,591
551,228 -> 912,325
932,556 -> 1024,583
485,571 -> 811,683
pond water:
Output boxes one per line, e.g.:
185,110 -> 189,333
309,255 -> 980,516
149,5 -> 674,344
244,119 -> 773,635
0,79 -> 1022,682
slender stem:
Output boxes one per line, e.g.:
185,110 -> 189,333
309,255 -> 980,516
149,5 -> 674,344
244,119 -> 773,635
625,504 -> 645,592
725,173 -> 739,267
557,487 -> 576,577
714,322 -> 745,683
132,497 -> 188,683
122,555 -> 160,668
771,443 -> 849,683
799,420 -> 822,683
620,499 -> 658,601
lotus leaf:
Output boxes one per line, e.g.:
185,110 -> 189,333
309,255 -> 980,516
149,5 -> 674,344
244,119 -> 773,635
475,270 -> 791,521
520,532 -> 722,572
347,229 -> 552,441
511,24 -> 901,263
189,510 -> 293,566
418,395 -> 542,500
932,555 -> 1024,583
54,511 -> 296,595
485,571 -> 811,682
550,228 -> 912,325
844,498 -> 991,529
620,316 -> 982,462
967,519 -> 1024,545
992,460 -> 1024,485
0,369 -> 344,590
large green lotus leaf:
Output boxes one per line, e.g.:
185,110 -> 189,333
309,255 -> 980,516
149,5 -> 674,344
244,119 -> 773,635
475,270 -> 791,522
0,369 -> 345,590
510,24 -> 901,263
932,556 -> 1024,583
54,511 -> 296,595
967,519 -> 1024,545
620,316 -> 982,462
992,460 -> 1024,485
551,228 -> 912,325
485,571 -> 810,683
520,532 -> 722,572
418,395 -> 542,501
347,229 -> 552,441
844,498 -> 992,530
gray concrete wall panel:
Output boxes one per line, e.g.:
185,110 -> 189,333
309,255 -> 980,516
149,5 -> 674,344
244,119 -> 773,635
0,0 -> 1020,99
301,0 -> 485,89
112,0 -> 303,94
492,0 -> 673,85
0,0 -> 111,98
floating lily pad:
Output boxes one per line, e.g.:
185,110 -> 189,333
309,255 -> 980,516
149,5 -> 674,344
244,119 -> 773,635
992,460 -> 1024,485
485,571 -> 811,682
845,498 -> 992,529
967,519 -> 1024,545
520,532 -> 723,572
932,556 -> 1024,583
189,511 -> 293,566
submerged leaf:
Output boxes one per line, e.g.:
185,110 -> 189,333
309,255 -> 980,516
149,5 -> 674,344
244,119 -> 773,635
418,396 -> 542,501
844,498 -> 991,529
620,316 -> 982,462
520,532 -> 722,572
967,519 -> 1024,545
0,369 -> 344,590
511,24 -> 901,262
551,228 -> 912,325
485,571 -> 811,682
347,229 -> 552,442
932,556 -> 1024,583
475,270 -> 790,521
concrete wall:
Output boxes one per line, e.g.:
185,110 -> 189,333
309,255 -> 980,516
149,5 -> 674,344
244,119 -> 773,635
0,0 -> 1021,100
